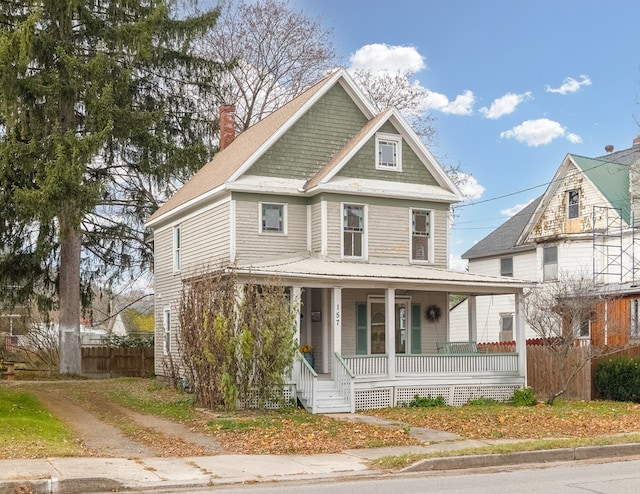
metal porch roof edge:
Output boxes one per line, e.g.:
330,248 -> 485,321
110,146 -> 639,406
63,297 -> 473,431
233,256 -> 532,293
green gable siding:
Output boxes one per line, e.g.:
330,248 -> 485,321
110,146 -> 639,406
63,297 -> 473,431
247,84 -> 368,179
337,121 -> 438,185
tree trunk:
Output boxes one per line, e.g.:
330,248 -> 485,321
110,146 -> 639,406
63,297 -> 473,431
59,214 -> 82,375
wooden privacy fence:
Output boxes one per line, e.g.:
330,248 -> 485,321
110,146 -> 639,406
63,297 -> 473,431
81,347 -> 154,378
479,342 -> 640,401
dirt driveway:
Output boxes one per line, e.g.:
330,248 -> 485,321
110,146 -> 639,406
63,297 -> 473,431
4,380 -> 223,458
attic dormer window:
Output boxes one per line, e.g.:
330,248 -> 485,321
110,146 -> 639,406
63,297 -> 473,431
567,189 -> 579,219
375,133 -> 402,171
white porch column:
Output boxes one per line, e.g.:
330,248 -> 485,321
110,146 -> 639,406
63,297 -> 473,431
322,288 -> 330,373
331,287 -> 342,378
386,288 -> 396,379
515,291 -> 527,384
467,295 -> 477,343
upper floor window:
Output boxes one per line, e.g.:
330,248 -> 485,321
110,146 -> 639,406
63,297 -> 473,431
343,203 -> 365,258
543,245 -> 558,281
567,189 -> 579,219
260,202 -> 286,234
500,257 -> 513,277
375,133 -> 402,171
411,209 -> 431,261
173,225 -> 181,272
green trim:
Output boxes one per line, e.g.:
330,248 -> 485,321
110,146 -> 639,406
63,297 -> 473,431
411,303 -> 421,354
356,302 -> 368,355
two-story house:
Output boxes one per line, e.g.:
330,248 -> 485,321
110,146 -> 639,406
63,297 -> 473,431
146,69 -> 530,413
454,137 -> 640,347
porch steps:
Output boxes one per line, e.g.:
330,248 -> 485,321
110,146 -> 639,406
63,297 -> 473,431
298,379 -> 351,414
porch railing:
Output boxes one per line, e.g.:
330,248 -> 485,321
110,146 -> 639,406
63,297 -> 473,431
334,352 -> 356,413
296,351 -> 318,413
343,355 -> 387,376
345,352 -> 519,377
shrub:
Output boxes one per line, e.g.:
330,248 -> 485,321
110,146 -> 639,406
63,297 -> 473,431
511,387 -> 537,406
467,397 -> 498,406
404,394 -> 446,407
595,357 -> 640,402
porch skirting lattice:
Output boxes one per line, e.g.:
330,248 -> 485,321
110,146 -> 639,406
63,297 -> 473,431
355,384 -> 521,410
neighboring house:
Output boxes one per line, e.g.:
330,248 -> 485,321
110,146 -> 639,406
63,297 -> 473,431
455,137 -> 640,347
146,69 -> 530,413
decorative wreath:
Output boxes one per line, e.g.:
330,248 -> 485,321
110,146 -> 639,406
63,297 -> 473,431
425,304 -> 442,322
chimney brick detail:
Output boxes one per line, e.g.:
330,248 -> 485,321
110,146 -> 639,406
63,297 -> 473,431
219,104 -> 236,150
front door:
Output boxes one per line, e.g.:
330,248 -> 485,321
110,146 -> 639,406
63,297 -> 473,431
368,296 -> 411,354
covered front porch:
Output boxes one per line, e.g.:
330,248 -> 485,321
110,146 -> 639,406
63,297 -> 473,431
236,257 -> 531,413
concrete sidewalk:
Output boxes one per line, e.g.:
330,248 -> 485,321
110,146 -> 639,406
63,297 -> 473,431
3,414 -> 640,493
3,440 -> 640,493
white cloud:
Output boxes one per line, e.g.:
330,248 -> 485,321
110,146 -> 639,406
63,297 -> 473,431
500,118 -> 581,146
426,89 -> 475,115
449,253 -> 468,272
566,132 -> 583,144
453,172 -> 485,199
500,200 -> 534,217
349,43 -> 425,73
479,92 -> 532,119
546,75 -> 592,95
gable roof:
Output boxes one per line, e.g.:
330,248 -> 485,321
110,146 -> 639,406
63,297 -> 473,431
147,69 -> 377,227
147,68 -> 462,228
466,140 -> 640,261
463,196 -> 541,260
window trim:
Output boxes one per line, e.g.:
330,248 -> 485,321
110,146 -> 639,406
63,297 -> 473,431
631,299 -> 640,339
173,225 -> 181,273
375,132 -> 402,171
500,313 -> 514,342
567,189 -> 579,220
500,257 -> 513,277
367,295 -> 412,355
341,202 -> 367,260
543,245 -> 558,281
163,307 -> 171,355
410,208 -> 433,263
259,202 -> 287,235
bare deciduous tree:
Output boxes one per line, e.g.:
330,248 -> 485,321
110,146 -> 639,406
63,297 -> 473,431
523,274 -> 624,405
199,0 -> 337,135
351,68 -> 436,146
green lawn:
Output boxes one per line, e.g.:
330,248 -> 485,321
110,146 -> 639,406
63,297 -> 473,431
0,388 -> 79,458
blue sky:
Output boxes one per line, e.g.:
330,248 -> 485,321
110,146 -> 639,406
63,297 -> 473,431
289,0 -> 640,269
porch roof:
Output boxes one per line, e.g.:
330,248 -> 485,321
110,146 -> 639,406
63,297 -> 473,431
235,256 -> 533,294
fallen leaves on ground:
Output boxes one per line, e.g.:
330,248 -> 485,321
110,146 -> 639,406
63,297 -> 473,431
365,401 -> 640,440
205,410 -> 419,455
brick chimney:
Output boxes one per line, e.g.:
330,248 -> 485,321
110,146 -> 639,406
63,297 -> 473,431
634,135 -> 640,147
219,104 -> 236,150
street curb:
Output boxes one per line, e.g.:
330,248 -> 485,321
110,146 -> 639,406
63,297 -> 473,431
0,478 -> 123,494
401,444 -> 640,473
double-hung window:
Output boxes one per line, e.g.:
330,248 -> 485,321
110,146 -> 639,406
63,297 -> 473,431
500,257 -> 513,277
343,204 -> 365,258
543,245 -> 558,281
260,203 -> 286,234
411,209 -> 431,261
375,133 -> 402,171
567,189 -> 579,219
173,225 -> 181,272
